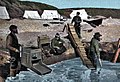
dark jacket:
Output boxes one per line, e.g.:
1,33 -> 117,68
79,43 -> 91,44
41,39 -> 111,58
71,15 -> 82,27
51,38 -> 66,55
6,33 -> 20,58
90,37 -> 100,56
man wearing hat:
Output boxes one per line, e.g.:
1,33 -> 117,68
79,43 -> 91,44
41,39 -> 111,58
89,32 -> 102,69
51,33 -> 66,55
6,25 -> 21,79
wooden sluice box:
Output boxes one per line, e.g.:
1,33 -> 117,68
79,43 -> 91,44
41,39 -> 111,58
21,47 -> 52,75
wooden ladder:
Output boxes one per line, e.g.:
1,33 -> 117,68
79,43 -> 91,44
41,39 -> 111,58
66,24 -> 95,69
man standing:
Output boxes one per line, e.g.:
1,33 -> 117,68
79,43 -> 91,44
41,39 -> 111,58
71,12 -> 82,38
89,32 -> 102,69
113,38 -> 120,63
6,25 -> 21,79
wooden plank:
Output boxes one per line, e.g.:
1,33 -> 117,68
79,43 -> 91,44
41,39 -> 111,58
67,24 -> 95,69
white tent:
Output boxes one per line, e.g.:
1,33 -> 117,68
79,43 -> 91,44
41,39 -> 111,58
41,10 -> 63,19
23,10 -> 41,19
0,6 -> 10,19
70,9 -> 88,20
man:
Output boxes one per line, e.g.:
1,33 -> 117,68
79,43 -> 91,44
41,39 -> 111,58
71,12 -> 82,38
51,33 -> 66,55
113,38 -> 120,63
6,25 -> 21,79
89,32 -> 102,69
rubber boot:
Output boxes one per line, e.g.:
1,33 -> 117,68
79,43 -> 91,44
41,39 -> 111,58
16,61 -> 21,74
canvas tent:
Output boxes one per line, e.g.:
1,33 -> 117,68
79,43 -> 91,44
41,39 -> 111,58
23,10 -> 41,19
70,9 -> 88,20
41,10 -> 63,19
0,6 -> 10,19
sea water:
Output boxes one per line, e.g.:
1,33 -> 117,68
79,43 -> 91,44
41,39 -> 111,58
6,58 -> 120,82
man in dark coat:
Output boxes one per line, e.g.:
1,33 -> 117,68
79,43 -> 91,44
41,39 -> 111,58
71,12 -> 82,38
51,33 -> 66,55
89,32 -> 102,69
6,25 -> 21,79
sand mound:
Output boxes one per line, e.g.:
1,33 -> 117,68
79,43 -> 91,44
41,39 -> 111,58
0,18 -> 120,48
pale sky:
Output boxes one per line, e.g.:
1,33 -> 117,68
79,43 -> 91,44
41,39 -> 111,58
20,0 -> 120,9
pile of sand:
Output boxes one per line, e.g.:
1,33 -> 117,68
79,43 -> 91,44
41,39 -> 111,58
0,18 -> 120,47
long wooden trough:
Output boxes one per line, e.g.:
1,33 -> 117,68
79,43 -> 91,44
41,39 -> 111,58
66,24 -> 95,69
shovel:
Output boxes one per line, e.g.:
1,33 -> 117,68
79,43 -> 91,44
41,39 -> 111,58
96,57 -> 102,74
98,57 -> 102,68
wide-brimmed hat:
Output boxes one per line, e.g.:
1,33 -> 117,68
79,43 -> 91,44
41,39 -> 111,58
94,32 -> 102,37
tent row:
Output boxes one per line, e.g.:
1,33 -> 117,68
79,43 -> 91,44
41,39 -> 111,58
0,6 -> 89,20
23,10 -> 63,20
23,9 -> 89,20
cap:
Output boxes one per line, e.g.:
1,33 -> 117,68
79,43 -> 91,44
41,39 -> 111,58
9,25 -> 17,31
55,33 -> 60,38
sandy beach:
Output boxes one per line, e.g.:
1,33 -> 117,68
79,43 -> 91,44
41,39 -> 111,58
0,18 -> 120,48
